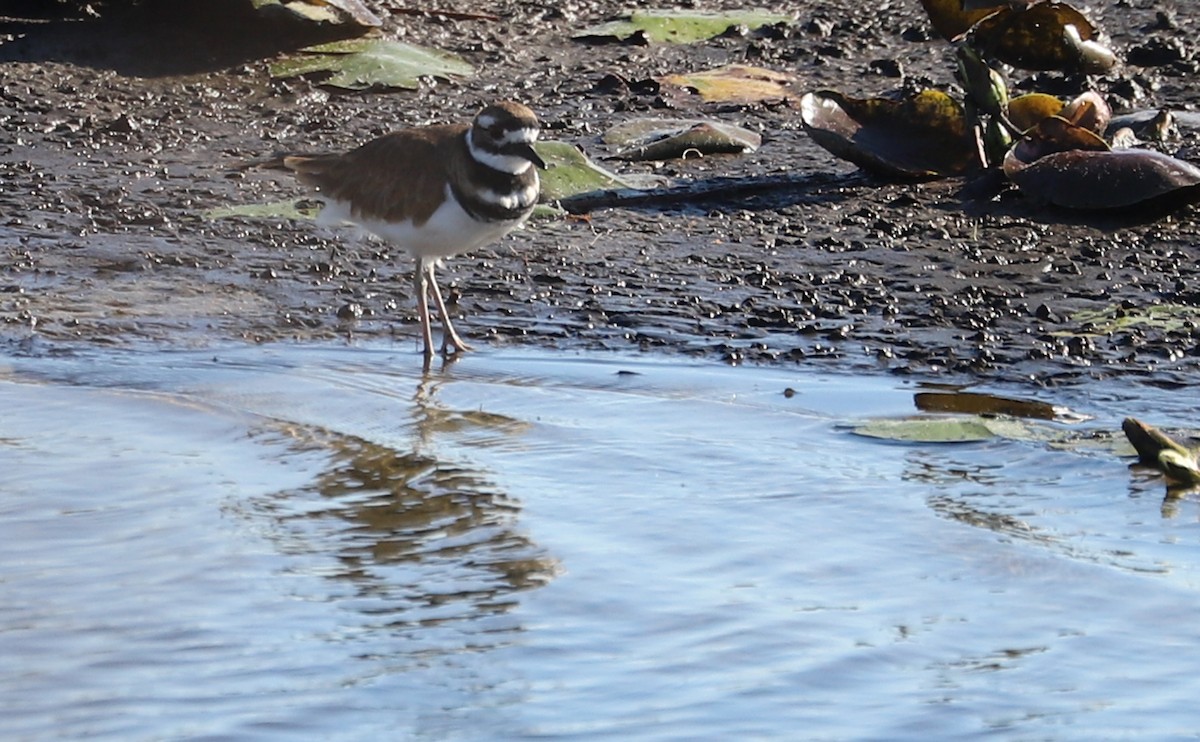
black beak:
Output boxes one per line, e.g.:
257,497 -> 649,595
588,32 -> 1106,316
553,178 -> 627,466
517,142 -> 547,170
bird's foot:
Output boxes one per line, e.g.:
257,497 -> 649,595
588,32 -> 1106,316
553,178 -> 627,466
441,335 -> 475,355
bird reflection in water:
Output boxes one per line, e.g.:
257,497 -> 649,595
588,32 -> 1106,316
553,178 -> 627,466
250,370 -> 560,642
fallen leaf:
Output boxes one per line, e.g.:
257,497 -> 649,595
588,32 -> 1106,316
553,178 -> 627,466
914,391 -> 1067,420
203,199 -> 318,221
800,89 -> 976,178
1003,116 -> 1200,209
534,141 -> 662,201
1067,303 -> 1200,335
919,0 -> 1001,40
851,415 -> 1036,443
575,9 -> 793,44
1006,147 -> 1200,209
1122,417 -> 1196,467
602,118 -> 761,161
269,38 -> 474,91
659,64 -> 798,104
970,3 -> 1115,73
250,0 -> 382,26
1008,93 -> 1065,132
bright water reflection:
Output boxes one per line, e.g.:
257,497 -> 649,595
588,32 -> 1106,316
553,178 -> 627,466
3,344 -> 1200,740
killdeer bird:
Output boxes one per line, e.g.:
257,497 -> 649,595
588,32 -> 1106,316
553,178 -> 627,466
281,101 -> 545,362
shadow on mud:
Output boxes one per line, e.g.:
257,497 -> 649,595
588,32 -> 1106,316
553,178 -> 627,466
558,171 -> 876,215
0,0 -> 357,76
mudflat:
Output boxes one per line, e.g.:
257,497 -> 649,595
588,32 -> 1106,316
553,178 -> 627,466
2,0 -> 1198,386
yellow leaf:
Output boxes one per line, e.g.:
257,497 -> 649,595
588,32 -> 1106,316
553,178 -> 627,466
658,64 -> 798,103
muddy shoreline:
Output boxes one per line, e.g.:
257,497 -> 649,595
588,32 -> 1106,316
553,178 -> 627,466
2,1 -> 1199,388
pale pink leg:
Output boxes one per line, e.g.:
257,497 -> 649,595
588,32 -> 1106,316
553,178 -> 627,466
426,262 -> 474,355
414,260 -> 435,364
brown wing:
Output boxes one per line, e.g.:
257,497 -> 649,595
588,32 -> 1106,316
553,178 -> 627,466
283,123 -> 468,226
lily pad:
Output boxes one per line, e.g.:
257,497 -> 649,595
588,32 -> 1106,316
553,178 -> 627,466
533,141 -> 660,201
269,38 -> 474,91
1003,117 -> 1200,209
575,9 -> 793,44
250,0 -> 381,26
1122,418 -> 1200,488
914,391 -> 1068,421
919,0 -> 1005,40
1068,303 -> 1200,335
659,64 -> 798,104
970,3 -> 1116,73
799,89 -> 976,178
203,199 -> 317,221
602,118 -> 762,161
852,415 -> 1036,443
1005,115 -> 1109,166
1008,93 -> 1066,132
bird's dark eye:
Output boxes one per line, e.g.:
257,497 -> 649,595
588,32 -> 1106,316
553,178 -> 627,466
487,125 -> 504,139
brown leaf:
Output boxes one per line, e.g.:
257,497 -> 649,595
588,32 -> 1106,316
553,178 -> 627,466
970,3 -> 1115,73
1005,115 -> 1109,168
1004,143 -> 1200,210
914,391 -> 1062,420
1007,93 -> 1065,132
800,89 -> 976,178
919,0 -> 1001,40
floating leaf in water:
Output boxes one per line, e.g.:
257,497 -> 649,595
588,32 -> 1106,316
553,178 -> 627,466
659,64 -> 798,104
1122,417 -> 1200,488
574,9 -> 793,44
1003,116 -> 1200,209
851,415 -> 1036,443
533,141 -> 661,201
914,391 -> 1067,421
800,89 -> 976,178
1122,418 -> 1196,467
269,38 -> 474,91
602,118 -> 762,161
250,0 -> 382,26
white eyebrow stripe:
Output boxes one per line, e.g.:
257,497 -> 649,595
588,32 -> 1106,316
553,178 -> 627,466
467,130 -> 534,174
500,127 -> 539,145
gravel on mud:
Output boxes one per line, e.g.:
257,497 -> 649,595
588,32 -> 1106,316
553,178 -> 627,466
2,0 -> 1200,388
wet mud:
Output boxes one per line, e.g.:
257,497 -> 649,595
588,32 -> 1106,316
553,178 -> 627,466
2,0 -> 1200,387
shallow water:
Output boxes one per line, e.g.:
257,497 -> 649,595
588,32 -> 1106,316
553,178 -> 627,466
3,343 -> 1200,740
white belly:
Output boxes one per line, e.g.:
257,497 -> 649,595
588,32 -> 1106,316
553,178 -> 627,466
317,184 -> 528,260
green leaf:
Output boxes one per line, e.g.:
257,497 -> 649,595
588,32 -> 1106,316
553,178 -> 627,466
851,415 -> 1036,443
202,199 -> 317,221
534,141 -> 660,201
575,9 -> 793,44
269,38 -> 474,91
1067,303 -> 1200,335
